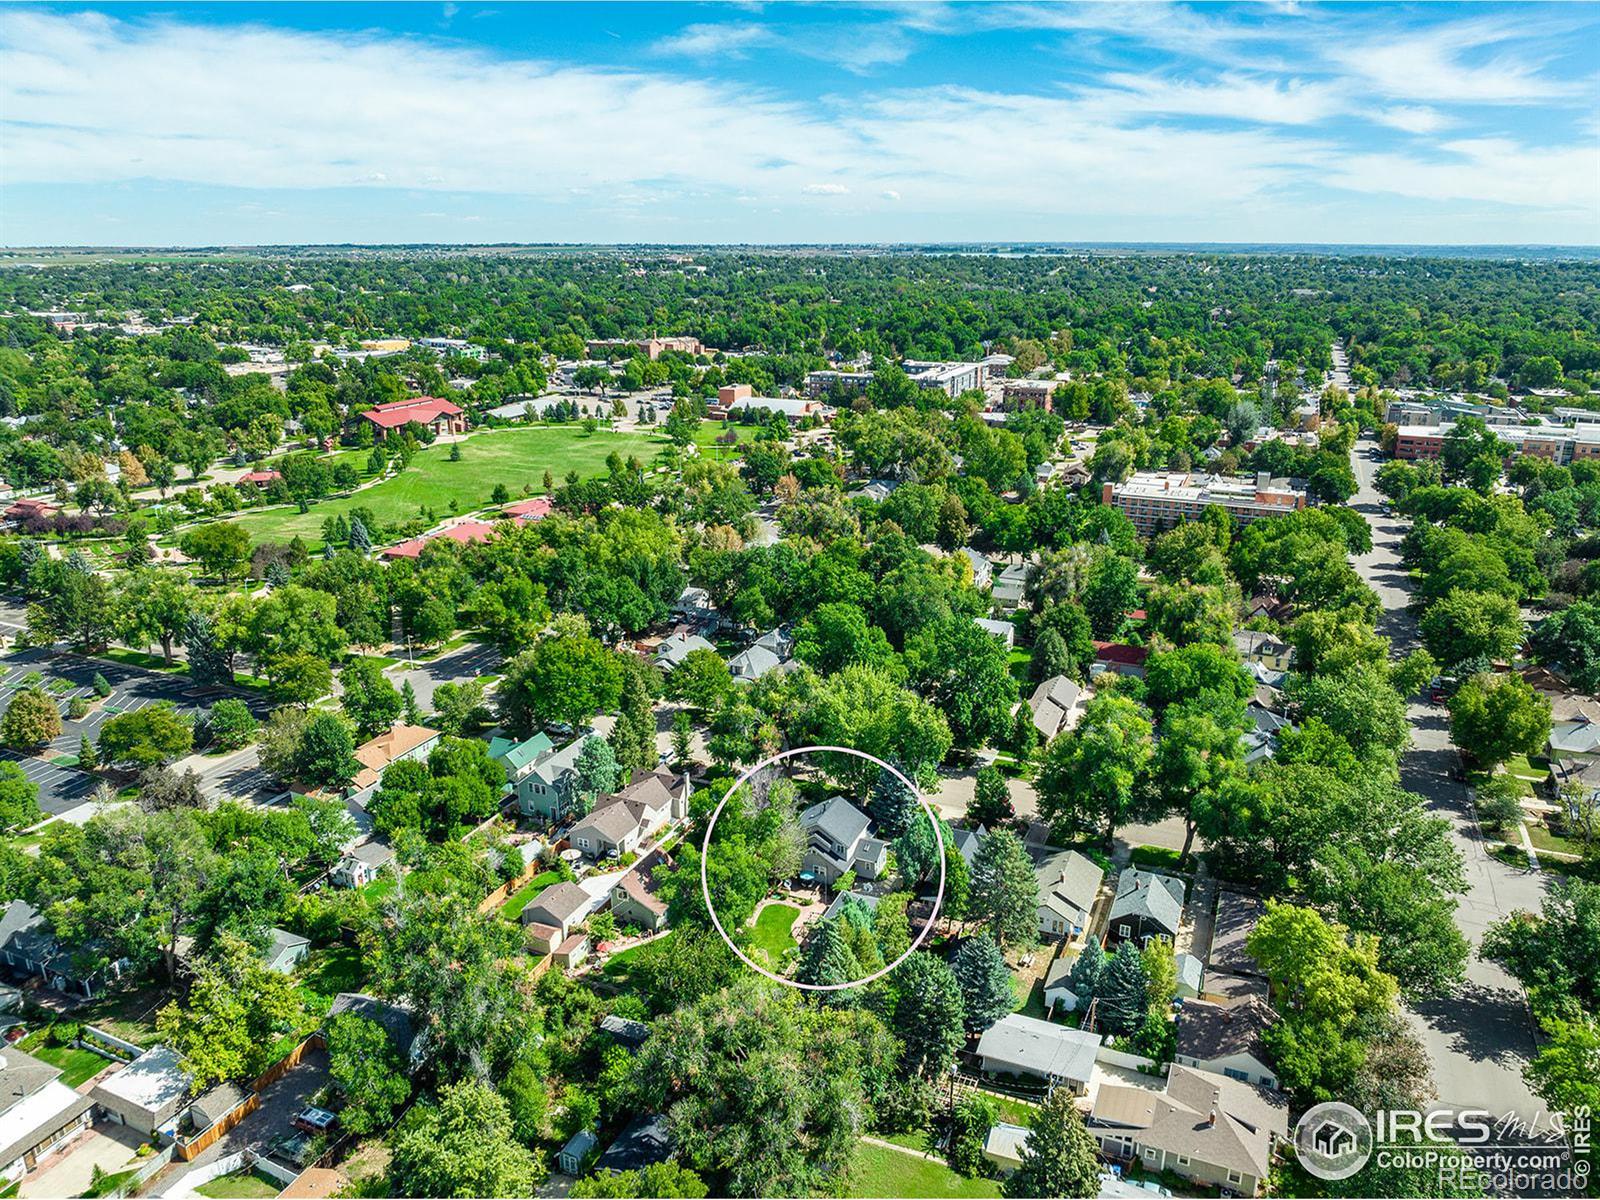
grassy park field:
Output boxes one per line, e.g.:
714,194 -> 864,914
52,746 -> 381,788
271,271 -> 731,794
222,425 -> 667,546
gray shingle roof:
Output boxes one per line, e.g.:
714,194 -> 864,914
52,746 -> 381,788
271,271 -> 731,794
976,1014 -> 1101,1084
1090,1064 -> 1288,1179
801,795 -> 871,851
526,881 -> 592,927
1177,996 -> 1277,1066
1036,850 -> 1104,927
1208,891 -> 1266,977
1109,870 -> 1184,936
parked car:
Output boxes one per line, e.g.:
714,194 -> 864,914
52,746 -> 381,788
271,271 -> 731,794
292,1106 -> 338,1135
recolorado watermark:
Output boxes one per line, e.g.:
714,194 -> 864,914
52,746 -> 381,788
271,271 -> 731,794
1294,1101 -> 1591,1194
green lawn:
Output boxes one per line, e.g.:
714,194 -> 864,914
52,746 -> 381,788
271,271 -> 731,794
16,1032 -> 108,1087
361,875 -> 397,905
194,1168 -> 283,1199
220,426 -> 668,547
299,943 -> 366,1001
748,902 -> 800,965
601,931 -> 673,981
847,1142 -> 1000,1199
1128,845 -> 1186,872
692,419 -> 759,458
501,870 -> 562,921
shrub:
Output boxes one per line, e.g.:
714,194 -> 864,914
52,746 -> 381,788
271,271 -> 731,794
92,673 -> 112,698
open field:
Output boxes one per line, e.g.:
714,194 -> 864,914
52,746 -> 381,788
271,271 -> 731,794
221,426 -> 667,546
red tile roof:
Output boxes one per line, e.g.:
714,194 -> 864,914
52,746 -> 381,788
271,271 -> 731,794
380,520 -> 497,559
360,396 -> 464,429
1093,641 -> 1149,666
238,470 -> 282,485
504,497 -> 553,521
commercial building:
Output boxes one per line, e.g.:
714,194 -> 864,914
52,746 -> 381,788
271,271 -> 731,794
804,369 -> 874,398
360,396 -> 466,440
415,337 -> 486,361
1000,379 -> 1056,411
1102,472 -> 1306,535
586,336 -> 703,360
1392,420 -> 1600,464
903,359 -> 988,398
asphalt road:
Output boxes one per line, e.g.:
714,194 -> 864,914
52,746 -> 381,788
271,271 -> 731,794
1349,438 -> 1547,1124
384,640 -> 503,710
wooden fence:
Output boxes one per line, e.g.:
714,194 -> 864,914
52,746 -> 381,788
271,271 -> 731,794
172,1033 -> 326,1162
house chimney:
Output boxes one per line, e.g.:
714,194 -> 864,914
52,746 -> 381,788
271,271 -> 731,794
1207,1110 -> 1217,1127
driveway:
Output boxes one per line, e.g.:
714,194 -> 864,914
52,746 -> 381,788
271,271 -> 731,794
1350,437 -> 1545,1123
20,1123 -> 146,1199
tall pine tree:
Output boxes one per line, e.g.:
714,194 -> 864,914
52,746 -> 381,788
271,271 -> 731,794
1002,1090 -> 1101,1199
951,934 -> 1015,1032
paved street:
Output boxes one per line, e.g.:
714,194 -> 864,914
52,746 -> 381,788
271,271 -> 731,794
384,640 -> 502,711
1350,437 -> 1546,1123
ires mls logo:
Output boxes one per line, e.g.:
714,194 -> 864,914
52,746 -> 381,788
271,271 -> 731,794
1295,1102 -> 1374,1181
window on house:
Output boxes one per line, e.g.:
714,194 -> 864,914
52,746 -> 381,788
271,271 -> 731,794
1118,923 -> 1131,938
1176,1155 -> 1190,1166
1227,1171 -> 1243,1185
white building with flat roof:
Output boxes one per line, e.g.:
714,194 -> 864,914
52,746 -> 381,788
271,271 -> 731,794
1103,472 -> 1306,535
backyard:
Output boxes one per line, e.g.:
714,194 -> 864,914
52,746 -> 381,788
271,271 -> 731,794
847,1142 -> 1000,1199
219,425 -> 667,547
501,870 -> 563,921
16,1030 -> 109,1087
193,1167 -> 283,1199
747,902 -> 801,967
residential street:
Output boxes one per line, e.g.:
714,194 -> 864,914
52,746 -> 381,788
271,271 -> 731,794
1350,437 -> 1546,1123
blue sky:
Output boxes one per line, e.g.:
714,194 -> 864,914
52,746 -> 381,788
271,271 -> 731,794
2,2 -> 1597,246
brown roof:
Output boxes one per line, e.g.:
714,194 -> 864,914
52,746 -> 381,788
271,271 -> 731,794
1207,891 -> 1266,978
277,1168 -> 347,1199
1176,996 -> 1277,1065
614,851 -> 668,916
352,725 -> 437,791
1091,1064 -> 1287,1179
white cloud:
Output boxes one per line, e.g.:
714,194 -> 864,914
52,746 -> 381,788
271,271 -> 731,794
1329,14 -> 1588,104
0,8 -> 1594,242
652,17 -> 909,73
653,22 -> 772,59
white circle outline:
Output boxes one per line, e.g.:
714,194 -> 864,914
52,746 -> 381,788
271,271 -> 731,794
698,744 -> 946,992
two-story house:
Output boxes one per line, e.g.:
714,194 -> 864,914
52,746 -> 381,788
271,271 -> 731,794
610,850 -> 669,933
507,732 -> 598,823
489,731 -> 556,813
799,796 -> 888,886
1232,630 -> 1295,682
567,771 -> 687,860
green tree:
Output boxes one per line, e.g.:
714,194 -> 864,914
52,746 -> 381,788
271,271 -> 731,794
390,1080 -> 544,1198
207,698 -> 258,751
571,1164 -> 709,1199
179,523 -> 252,580
339,657 -> 404,739
0,762 -> 40,831
1002,1089 -> 1101,1200
1448,672 -> 1551,768
969,765 -> 1014,828
886,952 -> 966,1077
951,934 -> 1015,1032
1096,946 -> 1149,1035
97,703 -> 194,768
295,712 -> 360,792
155,934 -> 303,1089
969,828 -> 1039,947
906,615 -> 1019,750
1036,692 -> 1155,845
1419,588 -> 1525,671
497,633 -> 624,735
668,649 -> 733,715
326,1011 -> 410,1136
0,688 -> 60,750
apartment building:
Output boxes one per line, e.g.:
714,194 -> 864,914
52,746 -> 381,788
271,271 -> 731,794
904,359 -> 988,398
1393,420 -> 1600,464
1102,472 -> 1306,535
805,369 -> 874,398
586,336 -> 703,360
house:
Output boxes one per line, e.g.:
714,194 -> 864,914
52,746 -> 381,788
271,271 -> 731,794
3,498 -> 57,527
611,851 -> 669,933
327,993 -> 426,1069
1091,642 -> 1149,679
1088,1063 -> 1288,1196
359,396 -> 466,440
380,520 -> 497,560
728,643 -> 785,682
569,770 -> 685,860
260,927 -> 311,974
555,934 -> 589,969
960,548 -> 994,589
1042,953 -> 1081,1013
92,1045 -> 190,1136
1107,870 -> 1184,948
671,585 -> 717,623
0,899 -> 123,999
950,825 -> 987,868
331,840 -> 395,889
655,631 -> 716,672
596,1113 -> 674,1174
489,731 -> 557,813
1035,850 -> 1104,941
237,469 -> 282,488
849,479 -> 900,503
511,732 -> 597,822
1242,704 -> 1290,765
521,881 -> 594,941
503,497 -> 553,522
1549,704 -> 1600,760
974,616 -> 1016,648
0,1046 -> 95,1184
983,1122 -> 1031,1174
991,562 -> 1031,611
1175,952 -> 1204,1000
1207,891 -> 1266,980
343,725 -> 440,807
557,1129 -> 599,1175
1232,630 -> 1295,675
1028,675 -> 1093,739
799,796 -> 888,886
1175,996 -> 1279,1090
975,1014 -> 1102,1093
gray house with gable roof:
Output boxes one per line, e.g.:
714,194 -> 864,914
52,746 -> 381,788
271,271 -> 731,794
1107,869 -> 1184,949
799,796 -> 887,886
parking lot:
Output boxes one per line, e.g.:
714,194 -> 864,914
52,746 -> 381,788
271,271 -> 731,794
0,648 -> 268,816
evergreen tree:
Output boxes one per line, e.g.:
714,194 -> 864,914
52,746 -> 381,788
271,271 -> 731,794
349,516 -> 372,554
1096,947 -> 1149,1036
795,917 -> 860,993
1002,1090 -> 1101,1200
402,679 -> 422,725
671,710 -> 693,768
77,735 -> 97,772
867,765 -> 917,838
183,611 -> 233,687
1031,626 -> 1072,683
264,560 -> 291,588
889,953 -> 966,1077
574,736 -> 619,806
969,766 -> 1014,828
1066,937 -> 1106,1011
950,934 -> 1015,1032
969,828 -> 1039,947
611,669 -> 655,775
